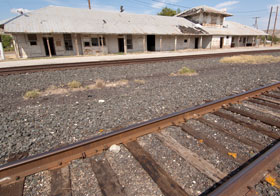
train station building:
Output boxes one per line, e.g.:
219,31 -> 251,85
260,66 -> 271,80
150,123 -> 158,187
0,5 -> 266,59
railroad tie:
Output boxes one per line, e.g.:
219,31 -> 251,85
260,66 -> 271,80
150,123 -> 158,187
248,98 -> 280,110
50,166 -> 72,196
125,140 -> 189,196
197,118 -> 265,151
0,179 -> 24,196
91,155 -> 126,196
226,106 -> 280,128
213,110 -> 280,140
155,132 -> 227,182
180,124 -> 247,164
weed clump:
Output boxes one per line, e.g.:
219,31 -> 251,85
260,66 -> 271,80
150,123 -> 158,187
178,67 -> 196,75
95,79 -> 105,88
134,79 -> 146,84
68,80 -> 81,88
24,90 -> 40,99
220,55 -> 280,64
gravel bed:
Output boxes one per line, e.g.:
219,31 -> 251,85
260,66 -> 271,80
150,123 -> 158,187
218,108 -> 280,137
164,125 -> 238,173
204,113 -> 273,148
1,52 -> 280,166
23,171 -> 51,196
105,145 -> 163,196
138,133 -> 214,196
70,158 -> 102,196
187,119 -> 253,160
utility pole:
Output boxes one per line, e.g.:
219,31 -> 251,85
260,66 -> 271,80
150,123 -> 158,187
267,6 -> 273,33
272,6 -> 279,45
252,17 -> 260,29
88,0 -> 91,9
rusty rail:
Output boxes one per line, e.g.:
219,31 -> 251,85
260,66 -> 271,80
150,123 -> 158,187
209,141 -> 280,196
0,82 -> 279,188
1,49 -> 280,76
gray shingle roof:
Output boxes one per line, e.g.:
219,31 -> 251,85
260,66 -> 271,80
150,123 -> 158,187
3,6 -> 203,35
202,21 -> 267,36
2,6 -> 266,36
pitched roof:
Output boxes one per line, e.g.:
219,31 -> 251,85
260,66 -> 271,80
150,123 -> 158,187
176,5 -> 232,17
201,21 -> 266,36
2,6 -> 205,35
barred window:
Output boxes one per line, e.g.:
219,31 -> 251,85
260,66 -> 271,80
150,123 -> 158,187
92,38 -> 99,46
28,34 -> 37,46
127,35 -> 133,49
63,34 -> 73,51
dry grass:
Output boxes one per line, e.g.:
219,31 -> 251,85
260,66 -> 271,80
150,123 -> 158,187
106,79 -> 129,87
95,79 -> 106,88
171,66 -> 197,76
24,90 -> 40,99
220,55 -> 280,64
134,79 -> 146,84
178,67 -> 196,75
68,80 -> 82,88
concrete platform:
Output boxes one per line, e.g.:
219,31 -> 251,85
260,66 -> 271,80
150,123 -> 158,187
0,46 -> 279,69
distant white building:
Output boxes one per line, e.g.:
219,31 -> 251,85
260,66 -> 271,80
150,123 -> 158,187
0,36 -> 4,60
0,5 -> 266,59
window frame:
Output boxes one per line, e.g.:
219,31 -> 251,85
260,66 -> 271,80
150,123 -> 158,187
91,38 -> 99,46
27,34 -> 37,46
63,34 -> 73,51
126,35 -> 133,50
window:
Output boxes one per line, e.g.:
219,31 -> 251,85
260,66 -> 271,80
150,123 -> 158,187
226,36 -> 229,39
28,34 -> 37,46
84,41 -> 90,47
127,35 -> 133,49
99,37 -> 106,46
63,34 -> 73,51
92,38 -> 99,46
184,39 -> 188,43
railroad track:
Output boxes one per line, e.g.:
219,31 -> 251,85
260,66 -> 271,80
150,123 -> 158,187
1,49 -> 280,76
0,82 -> 280,196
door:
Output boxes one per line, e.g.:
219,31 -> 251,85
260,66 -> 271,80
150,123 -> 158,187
43,37 -> 56,56
220,37 -> 224,48
147,35 -> 155,51
118,38 -> 124,53
195,38 -> 199,49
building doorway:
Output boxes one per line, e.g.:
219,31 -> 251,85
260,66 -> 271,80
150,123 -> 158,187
43,37 -> 56,56
147,35 -> 155,51
195,38 -> 199,49
118,38 -> 124,53
220,37 -> 224,48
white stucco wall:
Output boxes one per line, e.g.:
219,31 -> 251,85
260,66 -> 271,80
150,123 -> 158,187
0,42 -> 4,60
211,35 -> 232,48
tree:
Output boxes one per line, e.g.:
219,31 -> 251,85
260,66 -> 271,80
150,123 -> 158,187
157,7 -> 181,16
1,34 -> 13,51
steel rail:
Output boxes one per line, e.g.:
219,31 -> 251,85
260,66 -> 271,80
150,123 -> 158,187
0,82 -> 279,186
1,49 -> 280,76
209,141 -> 280,196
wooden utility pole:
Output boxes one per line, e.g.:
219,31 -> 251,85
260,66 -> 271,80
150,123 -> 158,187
88,0 -> 91,9
267,6 -> 273,33
272,6 -> 279,45
252,17 -> 260,29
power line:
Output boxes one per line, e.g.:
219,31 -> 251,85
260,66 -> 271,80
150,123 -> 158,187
231,9 -> 268,13
150,0 -> 191,9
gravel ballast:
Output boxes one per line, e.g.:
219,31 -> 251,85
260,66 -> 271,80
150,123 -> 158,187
0,53 -> 280,165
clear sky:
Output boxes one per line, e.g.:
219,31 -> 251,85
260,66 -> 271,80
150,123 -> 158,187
1,0 -> 280,30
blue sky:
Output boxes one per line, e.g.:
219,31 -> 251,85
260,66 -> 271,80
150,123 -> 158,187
1,0 -> 280,29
